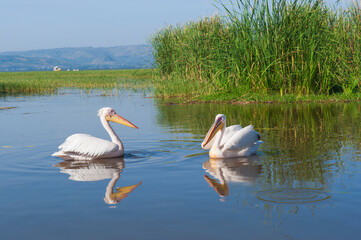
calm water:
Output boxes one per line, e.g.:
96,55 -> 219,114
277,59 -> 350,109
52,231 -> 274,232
1,90 -> 361,240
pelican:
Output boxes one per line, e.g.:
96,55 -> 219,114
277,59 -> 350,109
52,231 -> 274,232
52,107 -> 138,160
201,114 -> 262,158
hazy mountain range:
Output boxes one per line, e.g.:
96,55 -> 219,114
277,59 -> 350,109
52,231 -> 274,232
0,44 -> 154,72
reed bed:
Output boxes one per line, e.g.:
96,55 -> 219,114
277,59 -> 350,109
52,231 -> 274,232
150,0 -> 361,98
0,69 -> 152,95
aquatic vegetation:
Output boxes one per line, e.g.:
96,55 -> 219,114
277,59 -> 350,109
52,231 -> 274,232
150,0 -> 361,97
2,0 -> 361,103
0,69 -> 152,95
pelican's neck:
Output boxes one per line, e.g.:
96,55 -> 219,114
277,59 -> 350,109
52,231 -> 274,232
214,121 -> 226,149
100,117 -> 123,148
215,167 -> 227,185
104,172 -> 121,204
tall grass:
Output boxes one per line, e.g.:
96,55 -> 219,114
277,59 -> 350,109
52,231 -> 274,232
151,0 -> 361,97
0,69 -> 152,95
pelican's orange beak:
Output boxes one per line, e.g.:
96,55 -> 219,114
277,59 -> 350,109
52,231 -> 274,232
106,114 -> 138,129
201,118 -> 224,148
204,175 -> 229,197
110,181 -> 142,201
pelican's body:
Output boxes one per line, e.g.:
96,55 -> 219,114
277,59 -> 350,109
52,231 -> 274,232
52,107 -> 138,160
201,114 -> 262,158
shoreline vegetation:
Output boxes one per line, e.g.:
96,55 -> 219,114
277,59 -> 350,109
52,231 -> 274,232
0,69 -> 152,95
1,0 -> 361,104
150,0 -> 361,102
1,68 -> 360,104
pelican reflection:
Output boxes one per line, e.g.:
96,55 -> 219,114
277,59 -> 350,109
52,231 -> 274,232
203,157 -> 262,200
54,158 -> 141,205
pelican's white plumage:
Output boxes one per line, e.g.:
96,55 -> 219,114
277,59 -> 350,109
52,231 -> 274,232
57,134 -> 119,158
52,107 -> 138,160
201,114 -> 262,158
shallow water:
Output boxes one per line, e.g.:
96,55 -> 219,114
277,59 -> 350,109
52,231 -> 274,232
1,90 -> 361,239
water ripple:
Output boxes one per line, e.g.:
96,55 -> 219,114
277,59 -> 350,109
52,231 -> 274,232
256,188 -> 331,204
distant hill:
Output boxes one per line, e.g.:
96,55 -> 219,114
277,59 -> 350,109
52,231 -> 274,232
0,45 -> 154,72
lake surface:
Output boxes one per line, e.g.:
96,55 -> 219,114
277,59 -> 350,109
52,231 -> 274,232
1,90 -> 361,240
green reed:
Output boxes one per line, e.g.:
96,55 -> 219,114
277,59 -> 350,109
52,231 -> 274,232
0,69 -> 152,95
150,0 -> 361,97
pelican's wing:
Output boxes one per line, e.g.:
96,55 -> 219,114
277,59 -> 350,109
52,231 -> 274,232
221,125 -> 243,146
202,125 -> 242,150
223,125 -> 261,151
58,134 -> 118,158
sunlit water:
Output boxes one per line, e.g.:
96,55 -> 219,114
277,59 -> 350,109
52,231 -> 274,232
1,90 -> 361,239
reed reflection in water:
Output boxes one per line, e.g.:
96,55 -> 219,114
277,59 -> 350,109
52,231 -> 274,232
54,158 -> 142,205
157,101 -> 361,228
158,101 -> 361,185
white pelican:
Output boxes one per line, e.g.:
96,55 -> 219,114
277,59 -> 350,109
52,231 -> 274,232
52,107 -> 138,160
201,114 -> 262,158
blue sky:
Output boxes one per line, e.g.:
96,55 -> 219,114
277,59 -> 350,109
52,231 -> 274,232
0,0 -> 345,52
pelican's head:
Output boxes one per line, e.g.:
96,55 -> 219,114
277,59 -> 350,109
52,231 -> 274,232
201,114 -> 226,148
98,107 -> 138,129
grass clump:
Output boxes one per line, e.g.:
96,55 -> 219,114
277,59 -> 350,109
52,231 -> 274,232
150,0 -> 361,99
